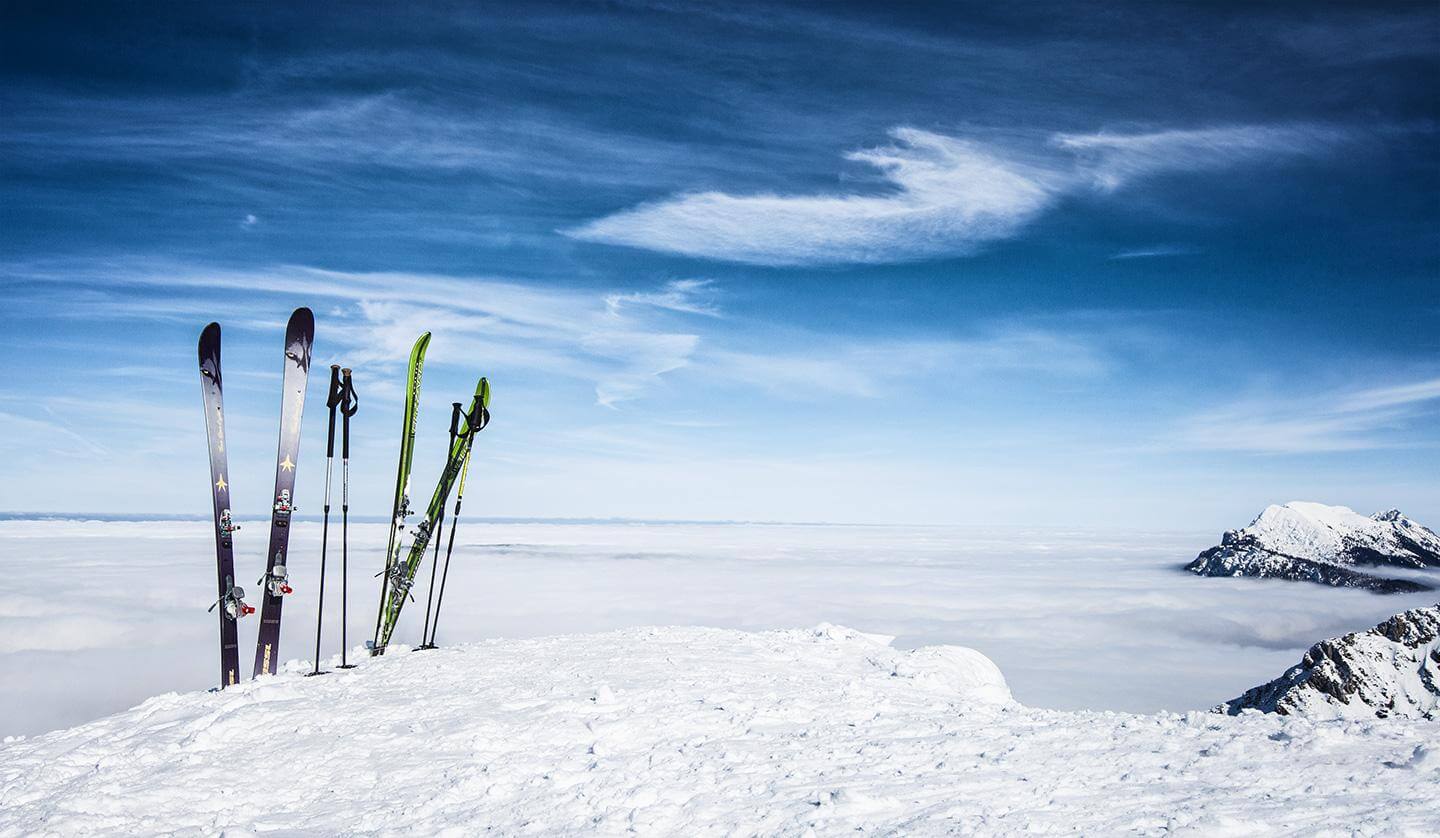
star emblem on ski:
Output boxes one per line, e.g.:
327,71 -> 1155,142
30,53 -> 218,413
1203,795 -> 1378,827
280,455 -> 295,472
215,475 -> 227,491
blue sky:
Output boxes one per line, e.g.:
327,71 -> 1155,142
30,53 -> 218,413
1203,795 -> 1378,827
1,0 -> 1437,527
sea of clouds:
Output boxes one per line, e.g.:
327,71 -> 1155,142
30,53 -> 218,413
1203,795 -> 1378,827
1,518 -> 1434,736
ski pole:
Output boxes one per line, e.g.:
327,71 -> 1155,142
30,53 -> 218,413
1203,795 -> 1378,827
427,452 -> 470,648
428,398 -> 490,647
338,368 -> 358,669
418,402 -> 461,650
309,365 -> 344,677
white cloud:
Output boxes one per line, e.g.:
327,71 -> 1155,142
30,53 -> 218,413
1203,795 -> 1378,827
605,279 -> 721,317
1054,124 -> 1354,191
0,411 -> 111,459
569,122 -> 1357,266
703,328 -> 1111,399
1335,377 -> 1440,413
1109,245 -> 1197,260
11,262 -> 707,408
567,128 -> 1063,266
1168,376 -> 1440,454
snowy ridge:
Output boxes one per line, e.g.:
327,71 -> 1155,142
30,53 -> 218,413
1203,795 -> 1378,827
1249,503 -> 1440,567
1221,605 -> 1440,720
2,625 -> 1438,835
1187,502 -> 1440,593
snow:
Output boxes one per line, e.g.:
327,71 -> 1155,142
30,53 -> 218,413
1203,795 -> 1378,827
1246,501 -> 1440,566
1249,502 -> 1361,559
1,624 -> 1436,835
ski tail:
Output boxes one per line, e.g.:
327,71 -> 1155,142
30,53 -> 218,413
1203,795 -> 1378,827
251,307 -> 315,678
199,322 -> 246,688
375,376 -> 490,653
373,331 -> 431,649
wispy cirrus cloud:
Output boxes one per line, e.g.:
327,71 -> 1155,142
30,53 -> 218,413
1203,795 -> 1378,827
568,122 -> 1361,266
703,327 -> 1111,399
4,262 -> 717,408
1054,123 -> 1357,191
568,128 -> 1062,266
1168,376 -> 1440,454
3,260 -> 1123,411
1109,245 -> 1198,261
606,279 -> 722,318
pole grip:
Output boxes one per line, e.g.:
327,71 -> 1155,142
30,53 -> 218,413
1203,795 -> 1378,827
325,365 -> 342,458
326,364 -> 344,407
340,368 -> 356,458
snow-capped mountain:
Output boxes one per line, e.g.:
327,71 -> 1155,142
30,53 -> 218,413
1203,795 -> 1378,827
1186,502 -> 1440,593
2,625 -> 1437,834
1219,605 -> 1440,720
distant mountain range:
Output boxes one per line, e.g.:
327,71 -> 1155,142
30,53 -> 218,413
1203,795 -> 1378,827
1187,502 -> 1440,593
1219,605 -> 1440,720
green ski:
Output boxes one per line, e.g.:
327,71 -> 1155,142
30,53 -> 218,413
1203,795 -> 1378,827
374,377 -> 490,654
370,332 -> 431,650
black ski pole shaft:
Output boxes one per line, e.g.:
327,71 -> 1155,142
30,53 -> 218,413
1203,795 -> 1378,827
338,368 -> 358,669
309,365 -> 343,677
418,402 -> 461,650
430,401 -> 488,647
427,453 -> 471,647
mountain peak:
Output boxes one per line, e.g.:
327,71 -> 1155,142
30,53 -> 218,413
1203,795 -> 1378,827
1187,501 -> 1440,592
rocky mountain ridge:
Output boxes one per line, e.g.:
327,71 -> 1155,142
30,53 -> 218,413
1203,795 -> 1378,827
1220,605 -> 1440,720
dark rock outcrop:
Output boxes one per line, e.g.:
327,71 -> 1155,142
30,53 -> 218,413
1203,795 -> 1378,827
1219,605 -> 1440,720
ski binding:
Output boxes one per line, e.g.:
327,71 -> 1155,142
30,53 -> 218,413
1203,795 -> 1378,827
208,577 -> 255,621
219,508 -> 240,541
261,562 -> 293,597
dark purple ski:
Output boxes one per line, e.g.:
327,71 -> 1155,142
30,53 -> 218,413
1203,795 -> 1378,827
199,323 -> 252,688
252,307 -> 315,678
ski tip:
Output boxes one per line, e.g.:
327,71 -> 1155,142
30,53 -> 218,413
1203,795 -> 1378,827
477,377 -> 491,408
289,307 -> 315,330
198,323 -> 221,364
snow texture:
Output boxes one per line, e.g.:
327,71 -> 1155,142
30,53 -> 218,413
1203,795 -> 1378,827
2,624 -> 1437,836
1222,605 -> 1440,720
1187,502 -> 1440,593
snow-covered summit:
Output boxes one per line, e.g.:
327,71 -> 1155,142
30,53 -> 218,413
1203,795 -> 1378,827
1249,502 -> 1440,567
1187,502 -> 1440,593
2,625 -> 1437,834
1221,605 -> 1440,720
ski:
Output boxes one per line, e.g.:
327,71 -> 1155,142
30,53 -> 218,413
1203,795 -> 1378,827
252,307 -> 315,678
374,377 -> 490,654
371,332 -> 431,650
198,323 -> 252,689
